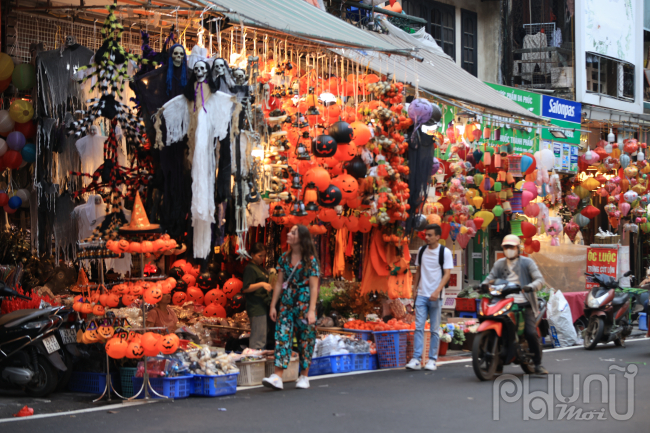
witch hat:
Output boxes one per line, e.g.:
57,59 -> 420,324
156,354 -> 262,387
120,192 -> 160,231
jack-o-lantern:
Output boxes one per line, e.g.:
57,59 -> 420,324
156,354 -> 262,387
80,301 -> 94,315
166,277 -> 177,289
152,239 -> 166,253
121,293 -> 136,306
328,121 -> 353,144
350,121 -> 372,146
204,288 -> 227,306
181,273 -> 196,287
105,336 -> 128,359
84,321 -> 100,343
303,167 -> 331,192
92,304 -> 106,316
204,303 -> 227,318
186,286 -> 204,304
172,259 -> 187,268
312,134 -> 338,158
222,277 -> 243,299
160,280 -> 173,294
113,284 -> 128,295
131,283 -> 144,296
196,272 -> 216,291
172,291 -> 187,306
143,285 -> 163,304
343,156 -> 368,179
358,214 -> 373,233
318,184 -> 342,208
333,142 -> 357,162
332,174 -> 359,199
97,320 -> 115,339
129,242 -> 142,254
140,240 -> 154,253
116,239 -> 130,252
126,340 -> 145,359
160,333 -> 180,354
229,293 -> 246,313
141,332 -> 161,357
168,266 -> 185,280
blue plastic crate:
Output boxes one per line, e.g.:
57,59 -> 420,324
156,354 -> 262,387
67,371 -> 117,394
132,375 -> 192,399
350,353 -> 372,371
369,354 -> 378,370
373,330 -> 407,368
346,329 -> 374,342
308,354 -> 352,376
191,373 -> 238,397
639,313 -> 648,331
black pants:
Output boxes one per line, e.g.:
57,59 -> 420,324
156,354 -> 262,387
523,307 -> 542,365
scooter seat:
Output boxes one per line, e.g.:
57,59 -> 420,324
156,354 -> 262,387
0,309 -> 39,327
612,293 -> 629,306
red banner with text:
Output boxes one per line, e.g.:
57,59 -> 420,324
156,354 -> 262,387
585,248 -> 618,290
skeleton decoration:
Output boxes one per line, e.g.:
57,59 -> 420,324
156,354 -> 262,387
166,44 -> 187,96
68,4 -> 155,152
233,68 -> 247,86
172,46 -> 184,67
211,57 -> 235,93
157,56 -> 234,259
61,35 -> 78,57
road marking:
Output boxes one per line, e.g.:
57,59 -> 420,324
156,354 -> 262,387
0,400 -> 157,423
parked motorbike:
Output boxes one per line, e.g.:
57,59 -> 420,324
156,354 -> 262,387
582,271 -> 633,350
472,280 -> 547,381
0,284 -> 69,397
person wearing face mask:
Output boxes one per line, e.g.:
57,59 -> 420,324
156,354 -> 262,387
481,235 -> 547,374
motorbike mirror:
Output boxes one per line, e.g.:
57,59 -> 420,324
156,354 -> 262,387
624,270 -> 633,277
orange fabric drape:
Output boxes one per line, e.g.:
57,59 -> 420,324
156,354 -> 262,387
333,228 -> 348,277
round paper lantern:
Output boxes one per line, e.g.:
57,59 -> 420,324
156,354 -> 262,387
0,110 -> 14,134
619,202 -> 631,216
520,221 -> 537,238
573,185 -> 591,199
492,204 -> 504,217
0,53 -> 14,81
539,149 -> 554,170
580,205 -> 600,219
20,142 -> 35,163
304,167 -> 331,192
11,64 -> 36,91
14,120 -> 36,140
3,204 -> 16,214
520,154 -> 535,175
580,177 -> 600,191
0,191 -> 8,207
624,190 -> 638,203
521,190 -> 534,208
15,189 -> 29,207
6,131 -> 25,151
474,210 -> 494,231
8,100 -> 33,123
620,154 -> 630,169
524,203 -> 540,218
7,196 -> 21,210
573,213 -> 590,227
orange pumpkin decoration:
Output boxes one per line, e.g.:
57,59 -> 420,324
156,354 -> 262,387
121,294 -> 136,306
182,273 -> 196,287
97,320 -> 114,339
140,241 -> 154,253
166,277 -> 177,289
172,259 -> 187,269
143,285 -> 163,304
186,286 -> 204,305
141,332 -> 161,357
204,303 -> 227,318
152,239 -> 166,253
160,280 -> 173,294
84,321 -> 100,343
105,336 -> 128,359
172,291 -> 187,306
332,174 -> 359,199
304,167 -> 331,192
80,301 -> 94,315
129,242 -> 142,254
117,239 -> 130,252
222,277 -> 244,299
131,283 -> 144,296
126,340 -> 145,359
92,304 -> 106,316
204,288 -> 227,306
160,333 -> 180,355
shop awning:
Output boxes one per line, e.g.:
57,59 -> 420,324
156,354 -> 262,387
335,19 -> 543,122
199,0 -> 414,56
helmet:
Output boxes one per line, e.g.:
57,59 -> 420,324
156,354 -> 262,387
501,234 -> 521,247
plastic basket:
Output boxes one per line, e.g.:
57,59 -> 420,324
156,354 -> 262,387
455,298 -> 477,312
369,354 -> 378,370
350,353 -> 373,371
308,354 -> 352,376
373,330 -> 407,368
639,313 -> 648,331
131,375 -> 192,399
265,356 -> 299,382
67,371 -> 117,394
346,329 -> 374,342
236,359 -> 267,386
405,330 -> 430,363
191,373 -> 238,397
119,367 -> 137,397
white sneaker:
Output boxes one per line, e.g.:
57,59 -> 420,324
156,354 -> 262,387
295,375 -> 310,389
424,359 -> 437,371
405,358 -> 422,370
262,374 -> 284,390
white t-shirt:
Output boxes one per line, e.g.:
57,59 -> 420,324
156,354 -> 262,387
418,245 -> 454,298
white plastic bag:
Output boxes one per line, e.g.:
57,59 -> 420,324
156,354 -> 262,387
547,289 -> 579,347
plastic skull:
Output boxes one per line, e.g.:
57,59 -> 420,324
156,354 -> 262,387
194,61 -> 208,83
172,46 -> 184,68
213,58 -> 227,77
65,35 -> 77,47
233,68 -> 247,85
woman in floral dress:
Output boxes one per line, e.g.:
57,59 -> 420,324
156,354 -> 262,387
262,225 -> 320,390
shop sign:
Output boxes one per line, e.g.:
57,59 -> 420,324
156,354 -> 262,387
585,247 -> 618,290
541,95 -> 581,124
486,83 -> 541,114
541,118 -> 581,145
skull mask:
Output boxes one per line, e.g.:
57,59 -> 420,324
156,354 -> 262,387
89,125 -> 99,136
233,69 -> 247,86
213,59 -> 227,77
194,61 -> 208,83
172,46 -> 184,68
65,35 -> 77,47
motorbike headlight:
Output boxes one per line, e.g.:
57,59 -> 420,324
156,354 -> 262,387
587,292 -> 609,308
495,303 -> 513,316
23,320 -> 49,329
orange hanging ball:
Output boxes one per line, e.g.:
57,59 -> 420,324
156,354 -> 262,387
105,337 -> 128,359
186,286 -> 204,305
126,340 -> 145,359
222,277 -> 244,299
141,332 -> 162,357
182,273 -> 196,287
350,121 -> 372,146
304,167 -> 331,192
204,288 -> 227,306
172,291 -> 187,306
332,174 -> 359,199
160,333 -> 180,355
143,285 -> 163,304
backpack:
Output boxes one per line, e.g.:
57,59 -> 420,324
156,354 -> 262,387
417,244 -> 449,288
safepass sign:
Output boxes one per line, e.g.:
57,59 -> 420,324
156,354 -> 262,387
542,95 -> 581,124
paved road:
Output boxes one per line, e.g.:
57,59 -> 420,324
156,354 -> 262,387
2,339 -> 649,432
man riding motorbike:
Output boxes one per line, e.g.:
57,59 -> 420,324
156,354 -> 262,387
481,235 -> 548,375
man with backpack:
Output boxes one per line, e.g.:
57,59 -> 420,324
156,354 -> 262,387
406,224 -> 453,371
